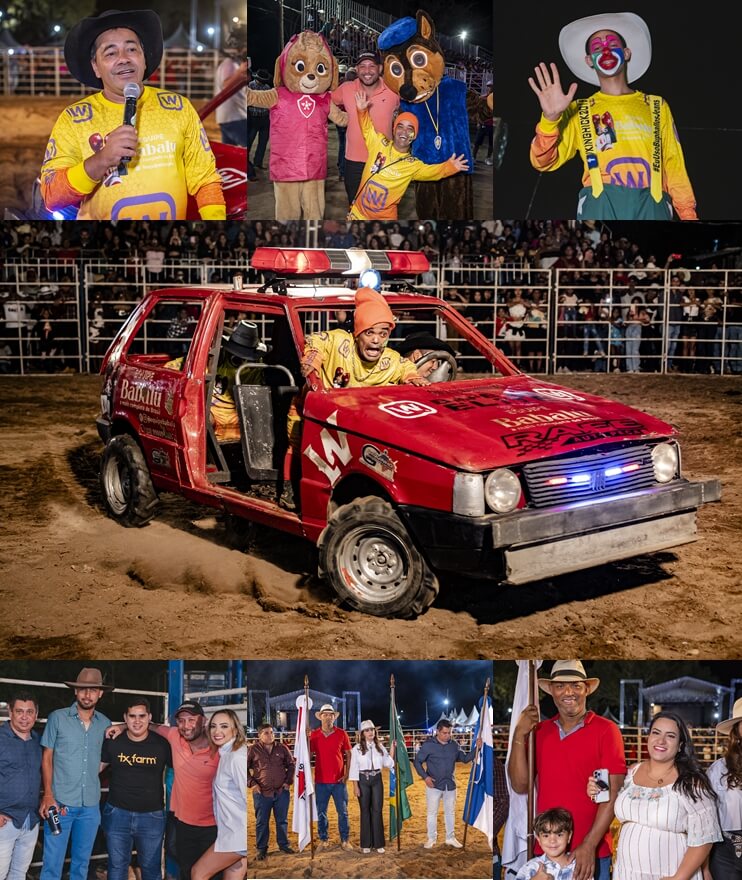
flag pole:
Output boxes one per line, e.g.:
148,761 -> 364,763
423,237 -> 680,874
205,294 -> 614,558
526,661 -> 537,860
304,675 -> 315,860
391,673 -> 402,851
463,677 -> 490,850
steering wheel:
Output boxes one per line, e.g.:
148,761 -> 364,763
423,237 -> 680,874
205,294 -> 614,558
414,350 -> 458,383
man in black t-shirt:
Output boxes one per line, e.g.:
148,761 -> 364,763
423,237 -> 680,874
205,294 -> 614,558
100,698 -> 172,880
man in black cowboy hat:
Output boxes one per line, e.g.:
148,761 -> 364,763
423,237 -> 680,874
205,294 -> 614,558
40,8 -> 226,220
247,68 -> 272,171
393,331 -> 458,382
39,668 -> 113,880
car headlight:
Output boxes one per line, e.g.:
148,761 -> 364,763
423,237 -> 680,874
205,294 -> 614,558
652,442 -> 678,483
484,468 -> 522,513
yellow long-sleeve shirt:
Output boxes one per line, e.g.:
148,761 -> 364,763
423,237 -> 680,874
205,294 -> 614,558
350,108 -> 458,219
40,86 -> 225,220
530,90 -> 697,220
302,328 -> 419,388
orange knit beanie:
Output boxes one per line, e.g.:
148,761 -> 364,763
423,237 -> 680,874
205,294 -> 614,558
353,287 -> 396,336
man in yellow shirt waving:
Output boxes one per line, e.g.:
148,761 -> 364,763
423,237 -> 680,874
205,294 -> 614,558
528,12 -> 697,220
349,91 -> 468,220
40,9 -> 226,220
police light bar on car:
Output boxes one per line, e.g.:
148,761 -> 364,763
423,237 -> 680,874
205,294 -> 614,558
250,248 -> 430,277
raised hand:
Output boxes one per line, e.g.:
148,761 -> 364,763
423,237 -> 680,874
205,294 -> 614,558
354,91 -> 370,113
528,62 -> 578,121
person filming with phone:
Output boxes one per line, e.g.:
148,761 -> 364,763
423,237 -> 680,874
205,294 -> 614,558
507,660 -> 626,880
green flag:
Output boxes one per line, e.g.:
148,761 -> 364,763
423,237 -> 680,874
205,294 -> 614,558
388,687 -> 413,840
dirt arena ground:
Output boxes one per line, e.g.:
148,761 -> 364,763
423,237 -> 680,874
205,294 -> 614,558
0,97 -> 224,214
248,763 -> 490,879
0,373 -> 739,660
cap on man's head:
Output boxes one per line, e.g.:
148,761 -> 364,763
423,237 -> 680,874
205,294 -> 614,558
353,287 -> 396,336
174,700 -> 205,717
355,50 -> 380,65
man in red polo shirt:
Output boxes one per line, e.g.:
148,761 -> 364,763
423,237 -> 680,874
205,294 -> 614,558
331,50 -> 399,208
507,661 -> 626,880
309,703 -> 352,851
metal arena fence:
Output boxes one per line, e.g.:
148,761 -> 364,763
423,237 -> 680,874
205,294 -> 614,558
1,260 -> 741,376
0,48 -> 223,99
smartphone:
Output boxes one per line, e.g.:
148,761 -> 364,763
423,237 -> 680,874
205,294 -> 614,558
593,768 -> 610,803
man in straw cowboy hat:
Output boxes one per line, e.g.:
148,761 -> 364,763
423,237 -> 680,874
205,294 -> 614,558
507,661 -> 626,880
706,697 -> 742,876
39,668 -> 113,880
528,12 -> 697,221
40,9 -> 226,220
309,703 -> 353,851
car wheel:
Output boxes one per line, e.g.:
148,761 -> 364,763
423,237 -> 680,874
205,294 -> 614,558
100,435 -> 158,527
318,496 -> 439,618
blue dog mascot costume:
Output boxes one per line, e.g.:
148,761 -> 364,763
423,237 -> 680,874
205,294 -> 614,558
378,9 -> 475,219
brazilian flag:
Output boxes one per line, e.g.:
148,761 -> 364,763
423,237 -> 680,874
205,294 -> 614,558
388,691 -> 413,840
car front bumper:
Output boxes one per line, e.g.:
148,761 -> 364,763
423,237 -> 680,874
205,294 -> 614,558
398,479 -> 722,584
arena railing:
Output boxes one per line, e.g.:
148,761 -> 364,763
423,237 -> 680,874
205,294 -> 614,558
0,47 -> 222,99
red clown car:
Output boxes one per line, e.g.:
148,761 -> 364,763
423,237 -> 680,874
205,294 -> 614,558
96,248 -> 721,617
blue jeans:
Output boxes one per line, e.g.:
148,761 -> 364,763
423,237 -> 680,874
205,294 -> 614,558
253,790 -> 289,852
102,803 -> 166,880
596,855 -> 611,880
39,804 -> 100,880
314,783 -> 349,842
0,814 -> 40,880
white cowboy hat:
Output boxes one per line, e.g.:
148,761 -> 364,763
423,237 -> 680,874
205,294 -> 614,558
717,698 -> 742,735
315,703 -> 340,720
360,719 -> 376,732
559,12 -> 652,86
538,660 -> 600,695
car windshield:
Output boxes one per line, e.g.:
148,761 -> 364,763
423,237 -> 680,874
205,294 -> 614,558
297,301 -> 516,378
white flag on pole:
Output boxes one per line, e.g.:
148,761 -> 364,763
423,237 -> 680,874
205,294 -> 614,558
502,660 -> 542,875
292,694 -> 316,852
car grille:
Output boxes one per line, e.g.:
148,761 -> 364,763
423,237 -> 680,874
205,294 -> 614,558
522,443 -> 658,507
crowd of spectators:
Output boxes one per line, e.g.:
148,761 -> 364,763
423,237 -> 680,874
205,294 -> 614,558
1,220 -> 741,375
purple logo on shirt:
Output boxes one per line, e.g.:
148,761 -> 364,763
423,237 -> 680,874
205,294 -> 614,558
157,93 -> 184,111
66,103 -> 93,123
111,193 -> 177,220
605,157 -> 652,189
360,180 -> 388,213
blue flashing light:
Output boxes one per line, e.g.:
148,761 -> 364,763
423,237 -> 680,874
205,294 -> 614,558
51,211 -> 65,220
359,268 -> 382,290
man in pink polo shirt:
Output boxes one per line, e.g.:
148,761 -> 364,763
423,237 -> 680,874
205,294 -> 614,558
332,50 -> 399,207
507,661 -> 626,880
158,701 -> 220,880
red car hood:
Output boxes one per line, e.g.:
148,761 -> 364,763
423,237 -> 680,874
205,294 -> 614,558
303,375 -> 676,470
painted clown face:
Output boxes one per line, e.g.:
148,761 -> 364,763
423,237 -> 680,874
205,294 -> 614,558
586,30 -> 629,77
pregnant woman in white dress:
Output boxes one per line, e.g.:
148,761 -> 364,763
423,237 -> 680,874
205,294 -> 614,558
588,712 -> 721,880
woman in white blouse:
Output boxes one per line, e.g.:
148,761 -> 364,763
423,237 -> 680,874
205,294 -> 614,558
707,698 -> 742,878
588,712 -> 721,880
348,720 -> 396,854
192,710 -> 247,880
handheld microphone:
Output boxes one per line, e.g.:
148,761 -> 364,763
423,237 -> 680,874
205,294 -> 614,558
118,81 -> 141,176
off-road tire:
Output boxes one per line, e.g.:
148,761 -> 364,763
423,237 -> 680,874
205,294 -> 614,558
100,435 -> 159,527
318,496 -> 439,618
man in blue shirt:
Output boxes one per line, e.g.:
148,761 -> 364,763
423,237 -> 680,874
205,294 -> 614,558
413,719 -> 476,849
0,692 -> 42,880
39,667 -> 112,880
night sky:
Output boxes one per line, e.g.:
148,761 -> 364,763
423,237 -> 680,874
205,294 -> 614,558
495,0 -> 742,218
247,660 -> 492,728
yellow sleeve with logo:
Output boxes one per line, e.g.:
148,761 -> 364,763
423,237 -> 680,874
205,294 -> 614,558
410,155 -> 460,182
303,329 -> 418,387
660,100 -> 697,220
40,88 -> 223,220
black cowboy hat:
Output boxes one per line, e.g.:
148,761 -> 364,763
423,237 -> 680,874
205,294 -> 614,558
394,332 -> 456,358
254,69 -> 272,84
223,320 -> 270,361
64,9 -> 164,89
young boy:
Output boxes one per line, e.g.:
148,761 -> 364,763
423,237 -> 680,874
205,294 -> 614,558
515,807 -> 575,880
348,91 -> 468,219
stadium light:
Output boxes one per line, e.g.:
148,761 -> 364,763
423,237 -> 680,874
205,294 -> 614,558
196,44 -> 204,52
459,30 -> 467,40
232,16 -> 239,23
52,24 -> 61,33
207,26 -> 215,35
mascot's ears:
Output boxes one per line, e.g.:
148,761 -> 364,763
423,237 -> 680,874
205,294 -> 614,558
273,54 -> 283,87
416,9 -> 436,42
330,57 -> 339,91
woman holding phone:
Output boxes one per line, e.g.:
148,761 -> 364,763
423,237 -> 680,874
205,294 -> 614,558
588,712 -> 721,879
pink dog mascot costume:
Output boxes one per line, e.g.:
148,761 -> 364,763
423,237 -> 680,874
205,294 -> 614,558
246,31 -> 347,219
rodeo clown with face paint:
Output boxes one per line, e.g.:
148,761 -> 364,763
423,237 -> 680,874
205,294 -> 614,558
528,12 -> 697,221
40,9 -> 226,220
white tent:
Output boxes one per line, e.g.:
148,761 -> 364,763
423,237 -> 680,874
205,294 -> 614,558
465,704 -> 480,728
454,708 -> 468,726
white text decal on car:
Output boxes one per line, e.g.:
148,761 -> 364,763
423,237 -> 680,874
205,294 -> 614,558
378,401 -> 437,419
304,410 -> 351,485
